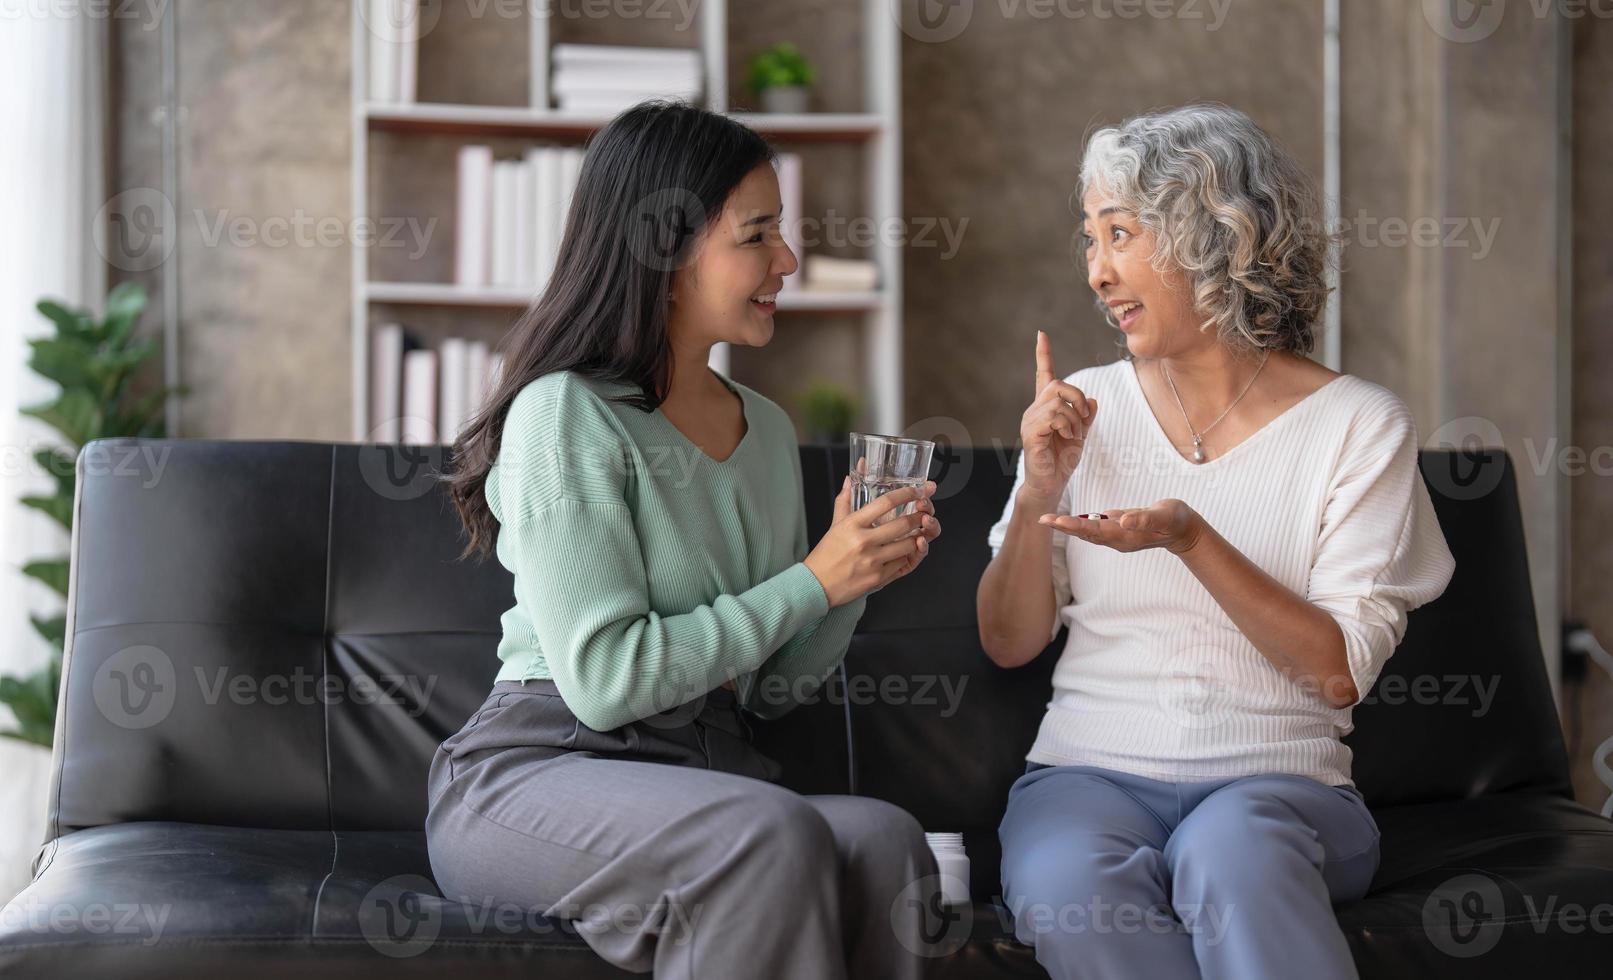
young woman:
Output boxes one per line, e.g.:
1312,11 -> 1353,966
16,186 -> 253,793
429,102 -> 944,979
977,103 -> 1456,979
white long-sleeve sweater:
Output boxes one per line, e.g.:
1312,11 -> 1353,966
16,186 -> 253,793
988,357 -> 1457,788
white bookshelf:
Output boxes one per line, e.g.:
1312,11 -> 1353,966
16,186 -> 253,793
350,0 -> 904,441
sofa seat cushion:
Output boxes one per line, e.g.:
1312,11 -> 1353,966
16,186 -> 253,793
0,821 -> 631,979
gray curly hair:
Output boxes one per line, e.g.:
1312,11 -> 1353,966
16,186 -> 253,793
1077,102 -> 1335,355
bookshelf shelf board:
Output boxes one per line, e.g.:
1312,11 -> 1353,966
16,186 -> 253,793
365,103 -> 885,141
366,281 -> 883,312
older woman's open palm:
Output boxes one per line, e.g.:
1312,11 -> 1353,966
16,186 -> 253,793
1019,330 -> 1097,505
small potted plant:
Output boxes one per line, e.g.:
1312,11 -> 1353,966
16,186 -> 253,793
798,379 -> 859,445
746,42 -> 816,115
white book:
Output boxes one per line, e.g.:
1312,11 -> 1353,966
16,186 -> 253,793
465,340 -> 490,422
367,0 -> 399,103
369,322 -> 404,443
400,348 -> 439,445
551,68 -> 703,95
439,337 -> 468,441
513,158 -> 534,287
555,93 -> 700,113
551,44 -> 702,70
488,352 -> 506,392
528,147 -> 560,291
394,0 -> 417,103
776,152 -> 804,292
491,160 -> 520,287
803,255 -> 880,292
557,149 -> 583,255
455,145 -> 493,286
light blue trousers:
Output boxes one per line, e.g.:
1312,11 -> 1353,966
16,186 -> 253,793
998,762 -> 1379,980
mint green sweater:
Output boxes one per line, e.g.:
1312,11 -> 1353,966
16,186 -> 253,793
486,368 -> 867,732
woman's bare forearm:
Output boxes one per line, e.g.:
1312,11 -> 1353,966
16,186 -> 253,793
977,489 -> 1061,667
1175,517 -> 1355,706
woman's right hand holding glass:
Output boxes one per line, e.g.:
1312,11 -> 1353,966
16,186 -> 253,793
804,480 -> 938,607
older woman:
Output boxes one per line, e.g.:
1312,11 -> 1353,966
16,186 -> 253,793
976,103 -> 1456,979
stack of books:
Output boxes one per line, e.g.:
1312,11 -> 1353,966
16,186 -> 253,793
455,144 -> 586,290
369,324 -> 507,445
550,44 -> 702,113
366,0 -> 420,104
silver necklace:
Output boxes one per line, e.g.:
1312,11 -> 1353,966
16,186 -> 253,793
1161,352 -> 1270,463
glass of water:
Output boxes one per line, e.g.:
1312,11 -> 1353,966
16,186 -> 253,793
849,432 -> 936,525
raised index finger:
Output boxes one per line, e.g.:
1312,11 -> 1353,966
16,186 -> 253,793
1035,330 -> 1056,395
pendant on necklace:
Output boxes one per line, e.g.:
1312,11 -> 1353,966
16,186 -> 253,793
1190,435 -> 1206,463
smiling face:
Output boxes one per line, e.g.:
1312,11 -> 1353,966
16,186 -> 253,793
1080,184 -> 1208,360
667,163 -> 799,353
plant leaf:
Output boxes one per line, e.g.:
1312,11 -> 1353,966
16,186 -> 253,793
27,337 -> 97,389
35,299 -> 96,342
21,388 -> 103,446
0,666 -> 58,747
18,494 -> 72,530
21,558 -> 70,598
30,614 -> 67,651
32,447 -> 76,497
102,282 -> 147,344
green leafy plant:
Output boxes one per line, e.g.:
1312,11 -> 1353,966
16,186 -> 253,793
746,42 -> 817,93
798,379 -> 859,445
1,282 -> 185,747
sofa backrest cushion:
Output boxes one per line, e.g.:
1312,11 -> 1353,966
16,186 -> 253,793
48,440 -> 1567,846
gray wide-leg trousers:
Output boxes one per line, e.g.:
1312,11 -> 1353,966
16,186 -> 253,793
425,679 -> 942,979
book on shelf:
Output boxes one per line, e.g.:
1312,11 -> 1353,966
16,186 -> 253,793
400,347 -> 438,445
372,324 -> 506,445
775,153 -> 803,292
548,43 -> 702,112
802,255 -> 879,292
465,340 -> 491,417
368,322 -> 408,443
490,161 -> 520,287
526,146 -> 560,293
455,145 -> 493,286
460,144 -> 585,290
366,0 -> 419,104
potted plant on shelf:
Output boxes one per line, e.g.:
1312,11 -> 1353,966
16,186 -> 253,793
2,282 -> 185,751
746,42 -> 816,115
798,379 -> 859,446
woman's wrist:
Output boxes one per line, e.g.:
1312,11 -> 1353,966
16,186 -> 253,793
1168,510 -> 1212,558
1016,485 -> 1062,517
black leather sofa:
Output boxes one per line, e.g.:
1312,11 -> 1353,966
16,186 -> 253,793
2,439 -> 1610,978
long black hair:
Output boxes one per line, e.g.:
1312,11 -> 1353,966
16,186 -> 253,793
444,100 -> 775,561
